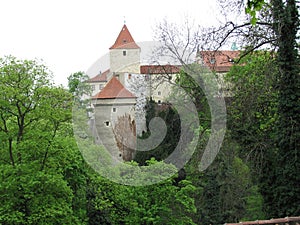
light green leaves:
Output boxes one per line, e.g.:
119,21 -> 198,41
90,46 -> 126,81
245,0 -> 266,24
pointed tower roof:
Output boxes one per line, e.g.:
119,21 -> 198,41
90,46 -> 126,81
109,24 -> 140,49
92,76 -> 136,99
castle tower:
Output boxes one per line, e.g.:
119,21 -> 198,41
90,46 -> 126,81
109,24 -> 141,77
92,76 -> 136,161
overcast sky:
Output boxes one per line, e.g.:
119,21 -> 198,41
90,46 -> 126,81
0,0 -> 218,86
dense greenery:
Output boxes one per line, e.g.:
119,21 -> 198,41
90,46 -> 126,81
134,98 -> 181,165
271,0 -> 300,217
1,0 -> 299,220
1,49 -> 298,224
243,0 -> 300,217
0,56 -> 196,224
0,56 -> 85,224
226,49 -> 299,218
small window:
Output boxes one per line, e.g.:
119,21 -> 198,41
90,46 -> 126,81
123,51 -> 127,56
158,91 -> 161,96
158,100 -> 161,104
112,107 -> 117,113
104,121 -> 110,127
91,85 -> 95,91
128,74 -> 132,79
99,84 -> 103,90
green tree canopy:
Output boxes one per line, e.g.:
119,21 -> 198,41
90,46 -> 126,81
0,56 -> 86,224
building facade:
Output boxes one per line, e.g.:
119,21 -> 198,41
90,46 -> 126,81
86,24 -> 240,161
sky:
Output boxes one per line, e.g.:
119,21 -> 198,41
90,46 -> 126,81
0,0 -> 219,87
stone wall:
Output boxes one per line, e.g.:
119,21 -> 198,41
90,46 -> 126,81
93,98 -> 136,161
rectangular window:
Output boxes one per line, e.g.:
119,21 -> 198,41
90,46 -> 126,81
158,91 -> 161,96
91,85 -> 95,91
112,107 -> 117,113
123,51 -> 126,56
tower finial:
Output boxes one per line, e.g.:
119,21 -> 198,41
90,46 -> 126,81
231,42 -> 238,50
123,16 -> 126,24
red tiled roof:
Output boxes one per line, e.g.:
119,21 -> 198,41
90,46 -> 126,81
92,76 -> 135,99
225,216 -> 300,225
87,69 -> 109,82
140,65 -> 180,74
109,24 -> 140,49
199,50 -> 240,72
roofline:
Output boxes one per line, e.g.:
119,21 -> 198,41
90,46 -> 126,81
91,96 -> 137,100
224,216 -> 300,225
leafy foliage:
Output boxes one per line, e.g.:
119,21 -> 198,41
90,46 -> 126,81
89,159 -> 197,225
226,47 -> 300,217
134,99 -> 181,165
245,0 -> 266,24
0,56 -> 86,224
226,51 -> 278,173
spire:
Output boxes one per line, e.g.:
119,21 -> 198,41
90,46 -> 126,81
109,24 -> 140,49
231,42 -> 238,50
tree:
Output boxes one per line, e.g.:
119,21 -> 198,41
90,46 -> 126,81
90,159 -> 197,225
269,0 -> 300,217
0,56 -> 86,224
225,40 -> 299,218
67,71 -> 92,109
154,0 -> 300,217
0,164 -> 80,225
221,0 -> 300,217
134,99 -> 181,165
226,51 -> 278,175
245,0 -> 266,24
67,71 -> 91,97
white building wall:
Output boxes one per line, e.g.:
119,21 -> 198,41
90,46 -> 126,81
110,48 -> 140,74
149,74 -> 177,103
89,81 -> 107,97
